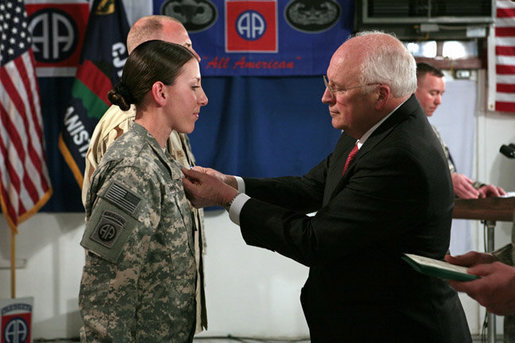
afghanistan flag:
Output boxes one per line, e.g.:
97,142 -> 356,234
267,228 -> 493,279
59,0 -> 129,186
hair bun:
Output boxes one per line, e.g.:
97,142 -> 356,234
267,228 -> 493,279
114,82 -> 135,104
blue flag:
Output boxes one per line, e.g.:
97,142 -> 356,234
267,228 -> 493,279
59,0 -> 129,187
153,0 -> 354,76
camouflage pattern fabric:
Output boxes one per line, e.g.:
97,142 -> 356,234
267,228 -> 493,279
432,125 -> 484,191
79,123 -> 196,342
82,104 -> 207,333
431,125 -> 456,174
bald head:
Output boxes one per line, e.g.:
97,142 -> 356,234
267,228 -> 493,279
126,15 -> 200,60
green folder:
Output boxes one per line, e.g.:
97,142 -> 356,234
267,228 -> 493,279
402,253 -> 481,282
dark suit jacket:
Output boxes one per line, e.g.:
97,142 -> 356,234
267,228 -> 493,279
240,95 -> 471,343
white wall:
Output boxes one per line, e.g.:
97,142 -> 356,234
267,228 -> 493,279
0,211 -> 311,340
0,213 -> 85,339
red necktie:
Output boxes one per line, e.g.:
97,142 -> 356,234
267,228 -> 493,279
342,144 -> 359,176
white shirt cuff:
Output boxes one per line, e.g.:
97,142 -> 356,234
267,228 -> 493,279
235,176 -> 245,193
228,193 -> 250,225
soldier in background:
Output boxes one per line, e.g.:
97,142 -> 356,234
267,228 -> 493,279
79,40 -> 208,341
415,62 -> 505,199
416,62 -> 513,341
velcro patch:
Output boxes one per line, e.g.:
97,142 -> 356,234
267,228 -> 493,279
89,211 -> 126,249
103,182 -> 141,215
81,199 -> 138,264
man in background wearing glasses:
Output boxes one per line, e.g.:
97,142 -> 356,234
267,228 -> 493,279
182,31 -> 472,342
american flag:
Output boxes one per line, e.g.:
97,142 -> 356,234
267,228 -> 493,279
494,0 -> 515,113
0,0 -> 52,233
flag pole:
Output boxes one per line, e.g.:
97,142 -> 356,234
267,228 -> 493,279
2,0 -> 52,301
11,230 -> 16,299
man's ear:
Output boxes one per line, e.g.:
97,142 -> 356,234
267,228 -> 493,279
151,81 -> 167,107
375,84 -> 390,110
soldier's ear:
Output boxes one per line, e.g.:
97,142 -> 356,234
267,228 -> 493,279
151,81 -> 167,106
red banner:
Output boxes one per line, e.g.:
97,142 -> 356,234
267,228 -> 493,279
26,1 -> 90,77
0,298 -> 32,343
225,1 -> 277,52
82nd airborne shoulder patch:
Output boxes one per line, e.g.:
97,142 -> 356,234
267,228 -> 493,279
81,182 -> 142,263
89,210 -> 126,249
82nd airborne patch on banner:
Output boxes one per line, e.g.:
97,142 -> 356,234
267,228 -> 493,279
225,0 -> 278,53
1,297 -> 33,343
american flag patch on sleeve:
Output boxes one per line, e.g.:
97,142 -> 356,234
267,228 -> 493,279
104,182 -> 141,215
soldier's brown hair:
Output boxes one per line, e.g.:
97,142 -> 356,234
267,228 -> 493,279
108,40 -> 196,111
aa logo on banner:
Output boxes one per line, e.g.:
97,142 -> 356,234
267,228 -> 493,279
0,297 -> 33,343
26,1 -> 90,77
155,0 -> 354,76
225,1 -> 277,52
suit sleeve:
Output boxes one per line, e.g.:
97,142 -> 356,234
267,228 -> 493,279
243,155 -> 330,213
239,145 -> 450,267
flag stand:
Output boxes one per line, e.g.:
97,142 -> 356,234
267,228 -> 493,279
11,230 -> 16,299
2,0 -> 53,301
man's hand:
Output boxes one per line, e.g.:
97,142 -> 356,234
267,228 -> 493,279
182,168 -> 239,208
190,166 -> 238,189
451,173 -> 506,199
445,251 -> 497,267
452,173 -> 479,199
446,261 -> 515,315
478,184 -> 506,198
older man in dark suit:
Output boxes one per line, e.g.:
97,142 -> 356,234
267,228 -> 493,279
182,31 -> 472,342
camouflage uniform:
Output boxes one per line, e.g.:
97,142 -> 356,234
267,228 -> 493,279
79,123 -> 196,342
82,104 -> 207,333
431,125 -> 483,190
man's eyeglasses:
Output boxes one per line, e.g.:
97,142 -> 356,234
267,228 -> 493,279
323,75 -> 380,96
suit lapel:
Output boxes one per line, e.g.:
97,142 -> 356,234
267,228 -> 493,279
325,95 -> 420,203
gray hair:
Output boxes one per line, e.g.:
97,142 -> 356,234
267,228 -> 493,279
356,31 -> 417,97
